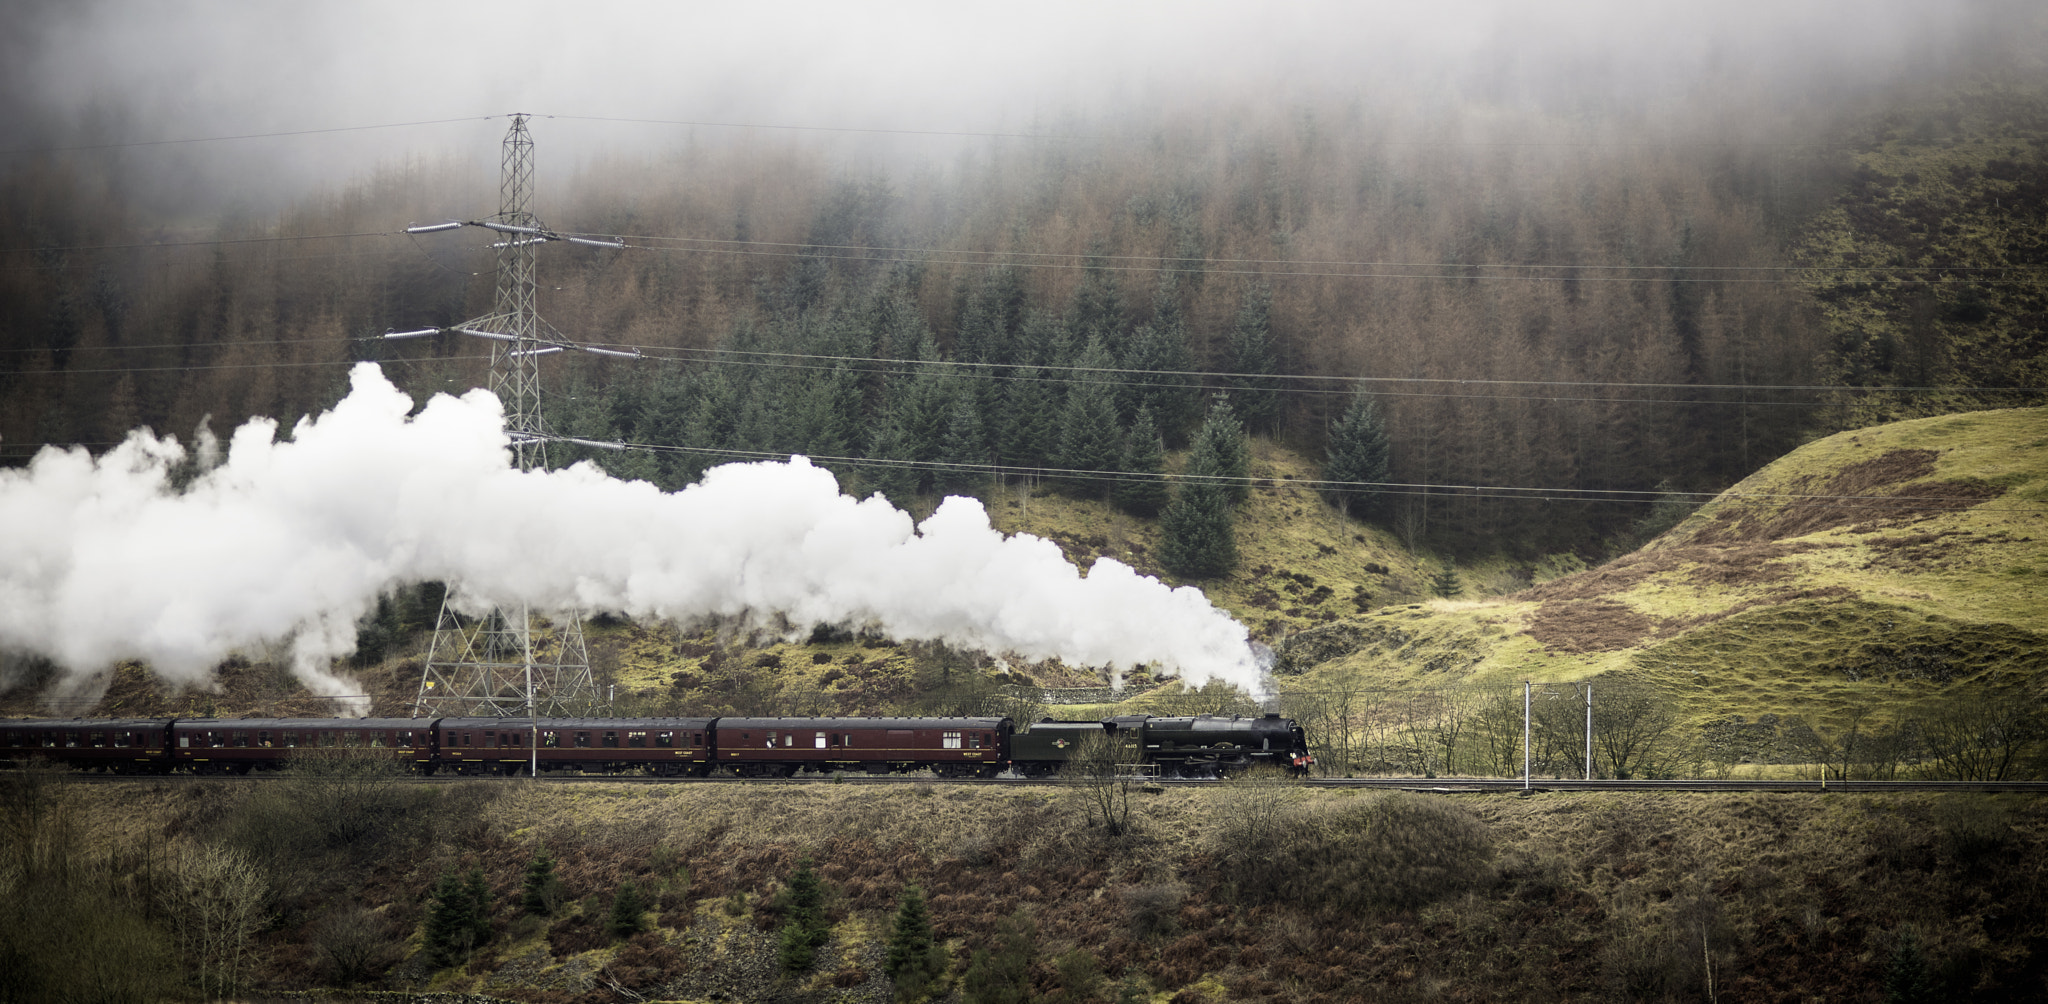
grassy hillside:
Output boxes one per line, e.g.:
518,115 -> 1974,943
16,774 -> 2046,1003
1279,407 -> 2048,739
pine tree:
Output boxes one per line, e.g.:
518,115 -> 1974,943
1054,336 -> 1124,499
999,364 -> 1055,473
935,394 -> 990,499
961,910 -> 1036,1004
1323,389 -> 1392,520
864,412 -> 921,512
520,848 -> 562,917
607,880 -> 649,939
1112,405 -> 1169,518
1430,563 -> 1463,599
884,884 -> 947,1003
1117,321 -> 1197,444
1159,480 -> 1237,579
1187,397 -> 1251,505
1067,246 -> 1125,347
423,868 -> 492,967
777,857 -> 833,972
1221,282 -> 1281,435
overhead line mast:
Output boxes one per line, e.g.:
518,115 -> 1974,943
398,114 -> 629,725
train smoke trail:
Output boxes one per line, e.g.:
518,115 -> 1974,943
0,362 -> 1262,713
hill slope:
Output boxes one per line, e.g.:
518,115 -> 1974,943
1280,407 -> 2048,731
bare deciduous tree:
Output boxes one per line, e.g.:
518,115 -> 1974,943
164,842 -> 268,999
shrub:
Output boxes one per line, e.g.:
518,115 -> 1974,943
1229,792 -> 1494,914
423,869 -> 491,967
521,848 -> 565,916
777,858 -> 832,971
884,884 -> 948,1003
608,880 -> 649,940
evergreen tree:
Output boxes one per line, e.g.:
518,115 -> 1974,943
1112,404 -> 1169,518
999,364 -> 1056,473
1159,480 -> 1237,579
1323,390 -> 1392,520
884,884 -> 947,1003
1430,563 -> 1463,599
864,410 -> 921,513
1187,397 -> 1251,505
956,266 -> 1024,366
1221,282 -> 1281,435
936,394 -> 990,499
1067,245 -> 1125,347
520,848 -> 562,917
676,365 -> 739,484
777,858 -> 833,972
1054,336 -> 1124,499
961,910 -> 1036,1004
898,333 -> 959,493
1117,321 -> 1198,444
423,868 -> 492,967
607,880 -> 649,940
1017,308 -> 1072,370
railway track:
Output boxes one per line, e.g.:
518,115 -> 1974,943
48,771 -> 2048,793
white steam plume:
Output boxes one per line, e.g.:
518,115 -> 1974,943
0,363 -> 1262,713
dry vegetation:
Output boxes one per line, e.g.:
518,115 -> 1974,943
10,771 -> 2046,1003
1279,407 -> 2048,753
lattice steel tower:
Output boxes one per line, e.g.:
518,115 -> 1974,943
410,114 -> 598,718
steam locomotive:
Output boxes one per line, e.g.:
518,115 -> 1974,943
0,712 -> 1312,779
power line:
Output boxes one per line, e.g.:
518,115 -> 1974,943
0,116 -> 501,156
9,226 -> 2043,287
0,230 -> 399,255
617,233 -> 2048,277
543,113 -> 1073,141
550,438 -> 2048,515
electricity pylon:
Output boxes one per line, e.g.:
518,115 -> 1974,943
402,114 -> 620,718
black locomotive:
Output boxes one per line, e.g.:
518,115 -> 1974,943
0,712 -> 1311,778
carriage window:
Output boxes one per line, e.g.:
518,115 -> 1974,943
783,733 -> 795,747
628,731 -> 648,748
46,733 -> 60,748
654,731 -> 673,748
66,731 -> 81,748
943,731 -> 963,749
209,731 -> 225,748
87,731 -> 103,747
321,731 -> 337,747
399,730 -> 414,747
258,731 -> 273,748
574,732 -> 590,748
693,732 -> 704,747
814,732 -> 827,749
603,731 -> 619,748
969,732 -> 983,749
765,731 -> 777,747
483,731 -> 497,748
541,731 -> 558,748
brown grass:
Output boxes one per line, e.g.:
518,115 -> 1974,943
1693,448 -> 2006,546
41,779 -> 2030,1003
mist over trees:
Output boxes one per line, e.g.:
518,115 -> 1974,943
4,9 -> 2044,560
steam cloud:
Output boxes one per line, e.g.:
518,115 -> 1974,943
0,363 -> 1262,714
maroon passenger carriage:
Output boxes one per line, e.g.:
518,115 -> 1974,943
435,717 -> 717,776
0,718 -> 174,772
169,718 -> 430,773
715,716 -> 1013,778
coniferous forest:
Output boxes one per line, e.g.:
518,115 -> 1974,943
3,11 -> 2044,568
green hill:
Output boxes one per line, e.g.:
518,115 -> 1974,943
1277,407 -> 2048,739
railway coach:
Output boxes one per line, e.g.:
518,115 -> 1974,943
715,716 -> 1012,778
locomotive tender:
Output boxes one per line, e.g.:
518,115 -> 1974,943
0,712 -> 1311,779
